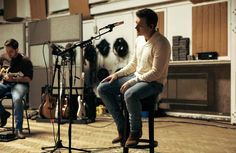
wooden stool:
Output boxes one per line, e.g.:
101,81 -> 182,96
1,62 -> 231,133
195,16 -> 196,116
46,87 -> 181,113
122,94 -> 158,153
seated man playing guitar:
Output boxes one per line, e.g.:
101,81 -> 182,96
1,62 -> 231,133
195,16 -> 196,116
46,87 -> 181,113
0,39 -> 33,139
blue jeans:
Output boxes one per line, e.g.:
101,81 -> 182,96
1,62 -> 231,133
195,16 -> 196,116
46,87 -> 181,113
97,74 -> 163,134
0,83 -> 28,131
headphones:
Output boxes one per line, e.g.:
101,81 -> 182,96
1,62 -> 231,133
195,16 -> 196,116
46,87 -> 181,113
96,39 -> 110,57
113,38 -> 128,58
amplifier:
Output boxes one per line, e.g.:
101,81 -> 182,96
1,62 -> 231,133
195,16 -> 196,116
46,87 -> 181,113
198,52 -> 218,60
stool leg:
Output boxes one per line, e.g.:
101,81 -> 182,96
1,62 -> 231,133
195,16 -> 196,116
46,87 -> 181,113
123,104 -> 129,153
149,107 -> 155,153
12,100 -> 15,134
25,109 -> 30,134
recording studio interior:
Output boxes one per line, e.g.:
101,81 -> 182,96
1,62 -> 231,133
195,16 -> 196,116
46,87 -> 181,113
0,0 -> 236,152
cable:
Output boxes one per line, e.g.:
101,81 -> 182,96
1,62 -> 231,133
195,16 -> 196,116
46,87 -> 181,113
42,43 -> 58,144
86,120 -> 115,128
153,119 -> 236,130
42,43 -> 48,86
81,146 -> 121,152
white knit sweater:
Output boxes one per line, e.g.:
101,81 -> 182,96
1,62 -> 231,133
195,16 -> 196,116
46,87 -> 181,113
115,31 -> 171,86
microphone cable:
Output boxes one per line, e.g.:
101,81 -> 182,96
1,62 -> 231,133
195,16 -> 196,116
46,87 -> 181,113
42,42 -> 58,144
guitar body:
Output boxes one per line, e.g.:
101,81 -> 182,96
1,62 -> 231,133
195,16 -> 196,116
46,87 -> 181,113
39,93 -> 57,119
0,67 -> 24,80
77,95 -> 86,119
61,97 -> 69,119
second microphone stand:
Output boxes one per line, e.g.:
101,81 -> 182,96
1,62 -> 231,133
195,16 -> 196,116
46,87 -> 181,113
57,26 -> 115,153
41,53 -> 89,153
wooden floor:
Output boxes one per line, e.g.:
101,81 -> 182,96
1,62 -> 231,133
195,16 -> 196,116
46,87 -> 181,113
0,111 -> 236,153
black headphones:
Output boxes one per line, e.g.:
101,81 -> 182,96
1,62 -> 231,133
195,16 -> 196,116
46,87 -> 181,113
96,39 -> 110,57
113,38 -> 128,58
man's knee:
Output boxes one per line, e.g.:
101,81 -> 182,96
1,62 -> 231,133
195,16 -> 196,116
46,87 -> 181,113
12,95 -> 23,104
97,83 -> 103,93
124,90 -> 138,102
97,82 -> 108,95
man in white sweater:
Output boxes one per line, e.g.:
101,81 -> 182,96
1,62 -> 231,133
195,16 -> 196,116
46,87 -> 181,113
97,8 -> 170,147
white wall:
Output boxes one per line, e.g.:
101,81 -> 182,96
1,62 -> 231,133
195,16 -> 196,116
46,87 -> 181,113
48,0 -> 69,14
92,2 -> 193,70
166,3 -> 192,55
94,11 -> 134,73
0,23 -> 26,53
17,0 -> 30,18
230,0 -> 236,124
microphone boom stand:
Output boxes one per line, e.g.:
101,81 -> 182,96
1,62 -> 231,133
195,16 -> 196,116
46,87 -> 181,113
41,52 -> 89,153
56,27 -> 114,153
41,54 -> 68,152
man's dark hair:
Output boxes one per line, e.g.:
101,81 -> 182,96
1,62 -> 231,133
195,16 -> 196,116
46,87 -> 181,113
4,39 -> 19,49
136,8 -> 158,29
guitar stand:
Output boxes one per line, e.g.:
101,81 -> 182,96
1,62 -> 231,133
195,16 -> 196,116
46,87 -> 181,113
41,55 -> 90,153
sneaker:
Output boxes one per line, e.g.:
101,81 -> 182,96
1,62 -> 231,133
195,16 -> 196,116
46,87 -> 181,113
15,130 -> 25,139
125,130 -> 142,147
0,111 -> 11,127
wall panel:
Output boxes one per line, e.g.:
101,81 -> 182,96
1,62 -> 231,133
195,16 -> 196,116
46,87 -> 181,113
157,11 -> 164,35
192,2 -> 227,56
0,23 -> 25,53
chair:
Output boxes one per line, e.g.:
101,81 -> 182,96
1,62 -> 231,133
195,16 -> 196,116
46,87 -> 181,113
0,92 -> 31,134
122,94 -> 159,153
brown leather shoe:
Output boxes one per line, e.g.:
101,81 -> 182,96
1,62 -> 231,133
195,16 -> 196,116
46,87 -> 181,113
125,130 -> 142,147
112,133 -> 123,144
15,130 -> 25,139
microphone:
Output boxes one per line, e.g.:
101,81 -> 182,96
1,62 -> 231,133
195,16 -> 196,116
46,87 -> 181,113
99,21 -> 124,30
49,43 -> 64,55
0,46 -> 4,50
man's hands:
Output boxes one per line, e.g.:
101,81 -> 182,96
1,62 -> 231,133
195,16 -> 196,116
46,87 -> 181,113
120,81 -> 130,94
101,73 -> 118,83
3,74 -> 15,82
3,74 -> 22,82
101,73 -> 132,94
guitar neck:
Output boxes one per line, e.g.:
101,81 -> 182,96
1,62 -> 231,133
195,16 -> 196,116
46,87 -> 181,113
5,72 -> 24,77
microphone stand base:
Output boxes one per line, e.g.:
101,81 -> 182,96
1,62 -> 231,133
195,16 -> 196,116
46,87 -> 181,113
42,140 -> 91,153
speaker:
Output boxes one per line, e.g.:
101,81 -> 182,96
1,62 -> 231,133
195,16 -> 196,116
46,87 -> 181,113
198,52 -> 218,60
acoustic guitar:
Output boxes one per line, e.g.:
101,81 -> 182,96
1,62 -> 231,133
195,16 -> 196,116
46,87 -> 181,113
0,67 -> 24,80
54,78 -> 70,119
39,86 -> 57,119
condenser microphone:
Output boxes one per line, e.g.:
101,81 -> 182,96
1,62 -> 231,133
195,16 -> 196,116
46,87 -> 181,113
49,43 -> 64,55
99,21 -> 124,30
